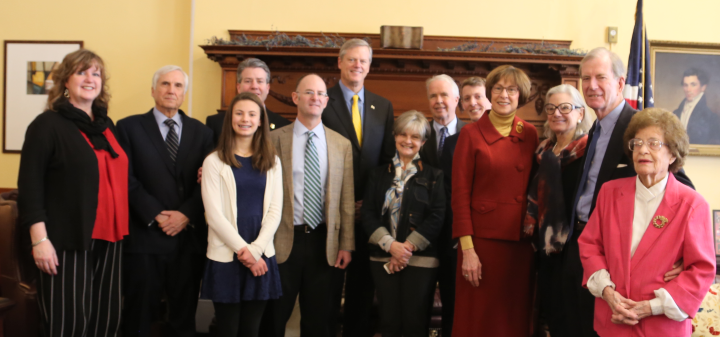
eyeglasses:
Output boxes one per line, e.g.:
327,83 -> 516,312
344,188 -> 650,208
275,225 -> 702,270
628,138 -> 667,152
296,90 -> 328,98
544,103 -> 583,115
491,86 -> 519,95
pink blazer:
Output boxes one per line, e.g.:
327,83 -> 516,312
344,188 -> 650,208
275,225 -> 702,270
579,173 -> 715,337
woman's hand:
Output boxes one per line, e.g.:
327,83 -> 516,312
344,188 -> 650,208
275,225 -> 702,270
603,287 -> 639,325
249,258 -> 268,277
462,248 -> 482,287
629,300 -> 653,320
389,242 -> 412,265
237,247 -> 257,268
30,222 -> 58,275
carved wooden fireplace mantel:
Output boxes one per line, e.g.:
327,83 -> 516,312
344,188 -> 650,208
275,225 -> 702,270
201,30 -> 583,129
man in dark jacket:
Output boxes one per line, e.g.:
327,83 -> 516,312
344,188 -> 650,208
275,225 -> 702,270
672,68 -> 720,145
117,65 -> 214,337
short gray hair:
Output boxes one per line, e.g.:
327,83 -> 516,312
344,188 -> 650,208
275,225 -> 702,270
237,58 -> 271,84
542,84 -> 595,141
152,65 -> 189,93
339,39 -> 373,63
580,47 -> 626,80
426,74 -> 459,98
394,110 -> 430,141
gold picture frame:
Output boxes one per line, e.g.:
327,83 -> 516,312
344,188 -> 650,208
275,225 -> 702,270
650,40 -> 720,156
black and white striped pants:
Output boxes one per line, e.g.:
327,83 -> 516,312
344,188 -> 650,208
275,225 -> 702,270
37,239 -> 122,337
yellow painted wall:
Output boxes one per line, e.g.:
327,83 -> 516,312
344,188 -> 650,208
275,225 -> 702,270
2,0 -> 719,211
0,0 -> 191,188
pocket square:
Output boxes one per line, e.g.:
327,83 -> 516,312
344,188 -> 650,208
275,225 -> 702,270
617,164 -> 627,168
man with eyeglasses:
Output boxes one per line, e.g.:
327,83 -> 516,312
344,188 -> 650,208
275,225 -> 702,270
565,47 -> 694,337
321,38 -> 395,337
206,58 -> 290,145
270,73 -> 355,337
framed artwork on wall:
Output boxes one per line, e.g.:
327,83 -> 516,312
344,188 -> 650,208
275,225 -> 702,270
3,40 -> 83,153
650,40 -> 720,156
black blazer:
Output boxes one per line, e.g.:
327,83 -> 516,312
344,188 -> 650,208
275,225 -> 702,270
437,131 -> 461,255
419,119 -> 467,169
116,109 -> 214,254
322,84 -> 396,201
672,95 -> 720,145
206,107 -> 290,146
571,103 -> 694,224
362,160 -> 445,259
17,110 -> 122,251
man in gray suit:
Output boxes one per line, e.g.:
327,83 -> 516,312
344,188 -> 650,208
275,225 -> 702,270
321,38 -> 395,337
419,74 -> 467,168
270,73 -> 355,337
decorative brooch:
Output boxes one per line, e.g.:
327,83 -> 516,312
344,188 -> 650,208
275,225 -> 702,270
652,215 -> 668,229
516,121 -> 524,134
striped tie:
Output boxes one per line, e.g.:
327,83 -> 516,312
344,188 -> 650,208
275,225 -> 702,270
164,119 -> 179,163
303,131 -> 323,229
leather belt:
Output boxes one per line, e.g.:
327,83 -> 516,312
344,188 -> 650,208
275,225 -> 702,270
294,223 -> 326,234
575,218 -> 588,232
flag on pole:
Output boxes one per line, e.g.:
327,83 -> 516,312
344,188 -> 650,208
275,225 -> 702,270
623,0 -> 654,109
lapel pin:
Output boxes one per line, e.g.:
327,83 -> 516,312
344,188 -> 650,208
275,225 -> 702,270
371,105 -> 375,110
516,121 -> 524,134
270,123 -> 276,130
652,215 -> 668,229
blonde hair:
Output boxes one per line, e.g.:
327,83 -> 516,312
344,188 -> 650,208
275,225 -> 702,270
46,49 -> 110,111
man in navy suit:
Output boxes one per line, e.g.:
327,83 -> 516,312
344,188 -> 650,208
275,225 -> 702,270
321,38 -> 395,337
206,57 -> 290,145
117,66 -> 214,337
672,68 -> 720,145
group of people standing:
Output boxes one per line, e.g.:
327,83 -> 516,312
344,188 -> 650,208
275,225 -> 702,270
17,37 -> 716,337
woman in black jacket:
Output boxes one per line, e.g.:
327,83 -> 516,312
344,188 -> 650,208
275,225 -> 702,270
17,49 -> 128,337
362,110 -> 445,337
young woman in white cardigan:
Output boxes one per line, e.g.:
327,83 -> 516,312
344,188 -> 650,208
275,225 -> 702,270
200,92 -> 283,337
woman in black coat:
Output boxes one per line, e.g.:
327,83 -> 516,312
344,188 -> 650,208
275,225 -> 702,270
362,110 -> 445,337
17,49 -> 128,337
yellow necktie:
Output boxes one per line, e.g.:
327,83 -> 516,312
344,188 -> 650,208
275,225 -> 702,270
352,95 -> 362,146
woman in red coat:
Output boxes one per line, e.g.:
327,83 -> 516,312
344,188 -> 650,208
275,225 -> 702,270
451,65 -> 539,336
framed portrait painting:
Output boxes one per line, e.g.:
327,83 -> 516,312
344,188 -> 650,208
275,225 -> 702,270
650,40 -> 720,156
3,40 -> 83,153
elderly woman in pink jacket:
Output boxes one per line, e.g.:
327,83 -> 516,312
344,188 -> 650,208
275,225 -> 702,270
579,108 -> 715,337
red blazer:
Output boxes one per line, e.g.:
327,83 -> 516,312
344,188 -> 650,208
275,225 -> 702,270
579,174 -> 715,337
451,113 -> 538,241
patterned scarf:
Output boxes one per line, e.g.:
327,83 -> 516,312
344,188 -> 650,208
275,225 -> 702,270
523,134 -> 588,254
382,152 -> 420,237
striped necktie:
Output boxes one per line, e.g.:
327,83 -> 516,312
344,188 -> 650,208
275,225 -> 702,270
164,119 -> 179,163
303,131 -> 322,229
437,126 -> 448,160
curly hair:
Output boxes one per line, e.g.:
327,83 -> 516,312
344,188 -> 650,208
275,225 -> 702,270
45,49 -> 110,111
623,108 -> 689,173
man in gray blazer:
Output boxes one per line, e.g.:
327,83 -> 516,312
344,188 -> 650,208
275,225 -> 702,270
321,38 -> 395,337
270,73 -> 355,337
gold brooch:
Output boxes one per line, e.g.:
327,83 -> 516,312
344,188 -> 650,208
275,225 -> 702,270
371,105 -> 376,110
516,122 -> 524,134
652,215 -> 668,229
270,123 -> 276,130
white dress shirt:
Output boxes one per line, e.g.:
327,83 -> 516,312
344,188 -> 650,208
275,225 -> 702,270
291,121 -> 328,225
680,92 -> 704,130
587,175 -> 688,321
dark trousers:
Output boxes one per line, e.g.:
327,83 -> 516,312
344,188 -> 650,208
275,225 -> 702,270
213,300 -> 267,337
122,247 -> 205,337
437,249 -> 456,336
560,230 -> 599,337
37,240 -> 122,337
370,262 -> 438,337
273,225 -> 342,337
341,225 -> 376,337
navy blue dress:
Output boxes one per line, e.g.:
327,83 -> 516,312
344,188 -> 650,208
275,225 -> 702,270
201,155 -> 282,302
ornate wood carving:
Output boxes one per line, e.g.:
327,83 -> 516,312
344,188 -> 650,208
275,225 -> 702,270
201,30 -> 583,130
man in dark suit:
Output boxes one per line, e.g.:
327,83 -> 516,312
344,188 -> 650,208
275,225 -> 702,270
320,38 -> 395,337
565,47 -> 693,337
672,68 -> 720,145
418,74 -> 467,169
437,76 -> 490,337
206,57 -> 290,144
117,66 -> 214,337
